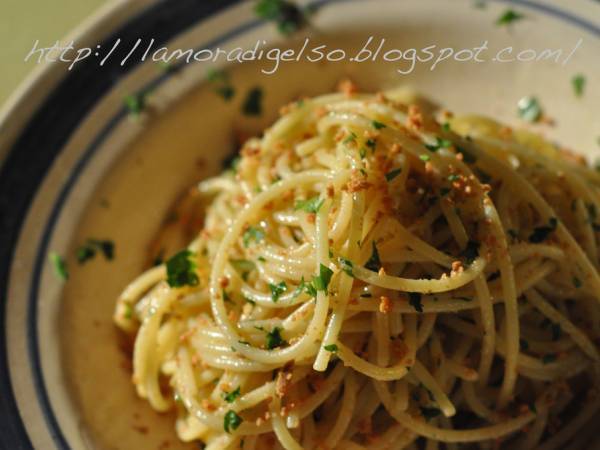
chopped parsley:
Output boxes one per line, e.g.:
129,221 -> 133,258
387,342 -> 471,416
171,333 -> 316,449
255,0 -> 307,35
124,92 -> 146,116
269,281 -> 287,302
496,9 -> 524,26
323,344 -> 338,352
572,74 -> 585,97
441,122 -> 451,132
206,68 -> 235,101
242,87 -> 263,116
385,168 -> 402,182
425,137 -> 452,152
165,250 -> 199,288
528,217 -> 558,243
366,138 -> 376,150
371,120 -> 386,130
243,226 -> 265,247
313,264 -> 333,292
339,257 -> 354,277
541,354 -> 557,364
343,132 -> 357,144
76,239 -> 114,264
222,387 -> 242,403
359,147 -> 367,159
419,154 -> 431,162
420,407 -> 441,421
408,293 -> 423,313
49,252 -> 68,281
572,276 -> 582,288
223,410 -> 242,433
230,259 -> 256,281
364,241 -> 382,272
266,327 -> 287,349
517,96 -> 542,123
294,196 -> 324,214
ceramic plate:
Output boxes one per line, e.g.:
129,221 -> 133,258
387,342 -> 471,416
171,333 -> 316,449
0,0 -> 598,448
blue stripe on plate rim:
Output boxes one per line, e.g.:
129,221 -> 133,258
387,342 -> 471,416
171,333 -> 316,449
0,0 -> 596,449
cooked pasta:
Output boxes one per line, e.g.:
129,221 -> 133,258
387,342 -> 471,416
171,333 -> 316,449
114,89 -> 600,450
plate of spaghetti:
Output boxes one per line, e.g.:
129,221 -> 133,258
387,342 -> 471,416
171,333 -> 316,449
0,1 -> 598,450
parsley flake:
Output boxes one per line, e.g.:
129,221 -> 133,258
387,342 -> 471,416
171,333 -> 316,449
49,252 -> 68,281
243,226 -> 265,247
224,410 -> 242,433
255,0 -> 307,35
528,217 -> 558,243
266,327 -> 287,349
323,344 -> 338,352
166,250 -> 199,288
124,92 -> 146,116
339,257 -> 354,277
313,264 -> 333,292
517,96 -> 542,123
572,74 -> 585,97
371,120 -> 386,130
385,168 -> 402,182
496,9 -> 524,26
242,87 -> 263,116
364,241 -> 382,272
295,196 -> 324,214
269,281 -> 287,302
76,239 -> 114,264
425,137 -> 452,152
223,387 -> 242,403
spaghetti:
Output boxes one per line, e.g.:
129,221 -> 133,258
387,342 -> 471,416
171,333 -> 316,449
114,90 -> 600,449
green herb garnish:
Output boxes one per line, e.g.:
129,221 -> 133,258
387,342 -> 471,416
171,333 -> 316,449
165,250 -> 199,287
339,257 -> 354,277
295,196 -> 324,214
572,74 -> 585,97
419,154 -> 431,162
269,281 -> 287,302
517,96 -> 542,122
312,264 -> 333,292
223,387 -> 242,403
124,92 -> 146,116
425,137 -> 452,152
255,0 -> 307,35
76,239 -> 114,264
266,327 -> 287,349
541,354 -> 557,364
385,168 -> 402,182
364,241 -> 382,272
528,217 -> 558,243
496,9 -> 524,26
206,68 -> 235,101
224,410 -> 242,433
572,276 -> 582,288
243,226 -> 265,247
49,252 -> 68,281
323,344 -> 338,352
230,259 -> 256,281
372,120 -> 386,130
242,87 -> 263,116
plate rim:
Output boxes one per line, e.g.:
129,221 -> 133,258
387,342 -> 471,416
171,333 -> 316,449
0,0 -> 598,449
